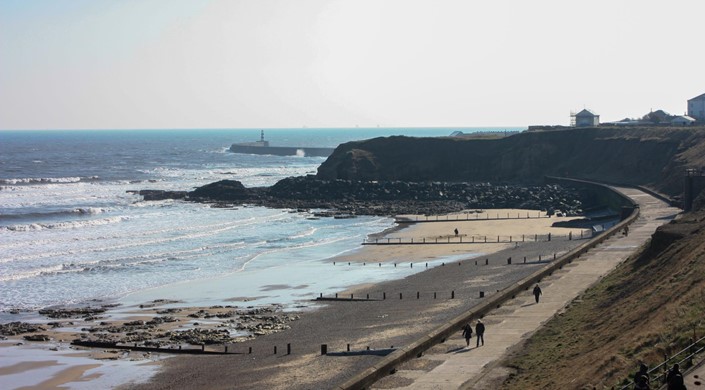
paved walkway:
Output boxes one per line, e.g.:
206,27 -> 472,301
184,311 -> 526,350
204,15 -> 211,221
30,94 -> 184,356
685,361 -> 705,389
374,187 -> 681,390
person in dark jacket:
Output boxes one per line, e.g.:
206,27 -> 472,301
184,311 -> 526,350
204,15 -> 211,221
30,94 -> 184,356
461,322 -> 473,347
666,363 -> 686,390
475,319 -> 485,347
533,284 -> 542,303
633,363 -> 650,390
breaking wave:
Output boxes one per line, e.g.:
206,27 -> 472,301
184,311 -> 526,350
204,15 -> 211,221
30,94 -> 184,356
0,176 -> 100,185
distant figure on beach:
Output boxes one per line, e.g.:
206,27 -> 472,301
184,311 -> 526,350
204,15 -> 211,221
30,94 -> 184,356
633,363 -> 650,390
461,322 -> 473,346
454,228 -> 459,236
666,363 -> 685,390
475,319 -> 485,347
533,284 -> 542,303
624,226 -> 630,236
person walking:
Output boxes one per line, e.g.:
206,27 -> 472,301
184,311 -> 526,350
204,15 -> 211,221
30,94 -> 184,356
475,319 -> 485,347
666,363 -> 686,390
461,322 -> 473,347
533,284 -> 542,304
633,363 -> 650,390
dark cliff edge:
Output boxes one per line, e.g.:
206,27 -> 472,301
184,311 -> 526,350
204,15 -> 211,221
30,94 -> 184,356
316,126 -> 705,199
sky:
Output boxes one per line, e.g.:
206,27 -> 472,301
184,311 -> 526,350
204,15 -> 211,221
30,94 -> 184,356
1,0 -> 703,130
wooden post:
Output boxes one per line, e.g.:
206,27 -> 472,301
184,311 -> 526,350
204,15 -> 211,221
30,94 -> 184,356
225,345 -> 228,353
480,291 -> 484,298
485,258 -> 488,265
287,343 -> 291,355
417,291 -> 420,299
347,344 -> 350,352
451,290 -> 455,299
249,346 -> 252,354
321,344 -> 327,355
400,292 -> 403,299
274,346 -> 277,354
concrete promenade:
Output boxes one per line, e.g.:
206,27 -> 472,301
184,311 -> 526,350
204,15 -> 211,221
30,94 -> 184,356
373,187 -> 681,390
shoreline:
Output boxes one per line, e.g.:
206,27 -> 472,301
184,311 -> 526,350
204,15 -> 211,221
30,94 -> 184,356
0,209 -> 592,389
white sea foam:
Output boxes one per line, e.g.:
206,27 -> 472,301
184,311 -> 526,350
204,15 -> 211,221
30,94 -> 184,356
1,216 -> 128,231
0,176 -> 99,185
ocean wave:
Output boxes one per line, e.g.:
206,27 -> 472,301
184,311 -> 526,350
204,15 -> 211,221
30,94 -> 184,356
0,264 -> 65,282
0,207 -> 107,221
1,216 -> 127,232
0,176 -> 100,185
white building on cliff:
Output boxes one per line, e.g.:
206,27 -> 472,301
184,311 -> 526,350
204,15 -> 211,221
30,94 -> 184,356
573,109 -> 600,127
688,93 -> 705,122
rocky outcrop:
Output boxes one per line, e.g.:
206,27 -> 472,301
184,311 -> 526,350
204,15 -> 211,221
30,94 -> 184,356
189,180 -> 253,201
317,126 -> 705,197
181,176 -> 589,216
137,190 -> 188,201
0,322 -> 47,336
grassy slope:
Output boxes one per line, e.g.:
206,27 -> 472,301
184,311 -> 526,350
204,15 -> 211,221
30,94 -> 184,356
502,210 -> 705,389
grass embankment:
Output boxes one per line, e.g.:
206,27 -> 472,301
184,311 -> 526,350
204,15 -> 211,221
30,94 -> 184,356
502,209 -> 705,389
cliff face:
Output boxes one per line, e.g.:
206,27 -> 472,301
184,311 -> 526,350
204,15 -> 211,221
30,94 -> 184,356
317,127 -> 705,197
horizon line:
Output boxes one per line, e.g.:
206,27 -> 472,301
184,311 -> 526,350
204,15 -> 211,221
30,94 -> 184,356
0,126 -> 529,132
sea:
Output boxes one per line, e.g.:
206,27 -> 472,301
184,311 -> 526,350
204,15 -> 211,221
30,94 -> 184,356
0,128 -> 522,316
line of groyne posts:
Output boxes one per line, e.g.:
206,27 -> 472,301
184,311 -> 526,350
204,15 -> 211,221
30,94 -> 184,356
362,230 -> 592,245
404,211 -> 549,222
73,339 -> 399,357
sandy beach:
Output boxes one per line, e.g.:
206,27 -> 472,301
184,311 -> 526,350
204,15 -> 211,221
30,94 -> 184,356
0,209 -> 593,389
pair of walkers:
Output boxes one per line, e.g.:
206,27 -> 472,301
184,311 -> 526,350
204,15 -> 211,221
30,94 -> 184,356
460,285 -> 544,347
633,363 -> 686,390
461,319 -> 485,347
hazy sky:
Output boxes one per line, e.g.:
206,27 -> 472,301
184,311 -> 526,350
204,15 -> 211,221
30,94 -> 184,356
1,0 -> 703,130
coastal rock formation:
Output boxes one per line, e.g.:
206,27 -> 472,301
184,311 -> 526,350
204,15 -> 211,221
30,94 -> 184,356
317,126 -> 705,197
38,307 -> 107,319
189,180 -> 252,201
179,177 -> 588,216
137,190 -> 188,201
139,126 -> 705,215
0,322 -> 47,336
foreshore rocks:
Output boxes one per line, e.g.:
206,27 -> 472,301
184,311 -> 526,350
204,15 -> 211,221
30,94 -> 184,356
4,302 -> 301,348
0,321 -> 47,336
146,176 -> 588,217
135,190 -> 188,201
38,307 -> 107,319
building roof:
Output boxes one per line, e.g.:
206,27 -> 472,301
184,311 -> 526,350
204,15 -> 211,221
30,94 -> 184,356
689,93 -> 705,102
576,109 -> 599,117
672,115 -> 696,122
